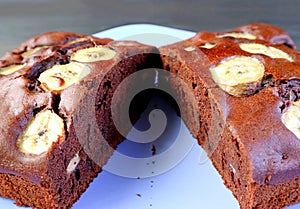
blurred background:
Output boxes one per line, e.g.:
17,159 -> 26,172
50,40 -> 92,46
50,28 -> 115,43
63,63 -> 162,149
0,0 -> 300,56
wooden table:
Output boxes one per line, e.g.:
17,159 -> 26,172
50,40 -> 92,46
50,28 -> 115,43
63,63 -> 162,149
0,0 -> 299,56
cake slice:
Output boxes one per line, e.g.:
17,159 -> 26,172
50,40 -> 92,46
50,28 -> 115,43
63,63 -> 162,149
159,23 -> 300,209
0,32 -> 159,208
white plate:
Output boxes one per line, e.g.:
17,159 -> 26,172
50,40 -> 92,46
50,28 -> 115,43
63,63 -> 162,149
1,24 -> 299,209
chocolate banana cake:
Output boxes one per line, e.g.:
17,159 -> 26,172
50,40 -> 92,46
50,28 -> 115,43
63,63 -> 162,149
0,32 -> 159,208
1,23 -> 300,209
159,23 -> 300,209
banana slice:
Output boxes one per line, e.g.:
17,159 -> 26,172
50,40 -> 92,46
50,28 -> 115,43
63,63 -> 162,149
22,46 -> 50,58
67,153 -> 81,174
217,32 -> 256,40
38,62 -> 90,92
184,46 -> 196,52
66,38 -> 87,45
210,55 -> 265,97
0,64 -> 25,75
239,43 -> 294,62
281,101 -> 300,140
17,110 -> 65,155
200,42 -> 216,49
71,46 -> 116,62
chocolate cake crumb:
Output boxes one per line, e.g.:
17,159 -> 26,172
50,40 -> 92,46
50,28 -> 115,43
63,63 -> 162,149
282,153 -> 288,160
151,145 -> 156,156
